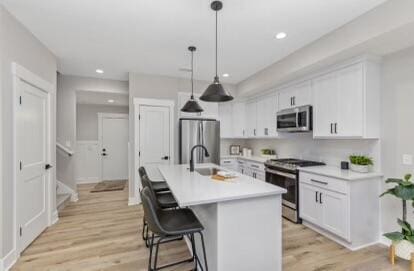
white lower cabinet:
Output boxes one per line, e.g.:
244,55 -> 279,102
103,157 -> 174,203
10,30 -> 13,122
221,158 -> 265,180
299,171 -> 380,250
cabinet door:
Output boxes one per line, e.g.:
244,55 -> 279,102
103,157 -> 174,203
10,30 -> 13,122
245,101 -> 257,137
299,183 -> 321,224
336,64 -> 364,137
219,103 -> 232,138
278,88 -> 294,111
292,81 -> 312,107
265,94 -> 278,137
320,189 -> 350,241
255,170 -> 266,181
256,98 -> 267,137
232,102 -> 246,137
312,72 -> 338,138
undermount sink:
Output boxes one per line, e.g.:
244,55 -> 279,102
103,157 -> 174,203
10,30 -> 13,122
195,167 -> 222,176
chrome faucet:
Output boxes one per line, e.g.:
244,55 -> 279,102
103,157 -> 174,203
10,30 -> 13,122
189,145 -> 210,172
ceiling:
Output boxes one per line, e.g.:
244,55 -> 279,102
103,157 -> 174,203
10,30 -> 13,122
76,91 -> 129,106
3,0 -> 387,83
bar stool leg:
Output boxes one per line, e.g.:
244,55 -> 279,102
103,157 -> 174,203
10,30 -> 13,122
153,236 -> 164,271
142,218 -> 147,241
199,232 -> 208,271
189,233 -> 198,271
148,234 -> 155,271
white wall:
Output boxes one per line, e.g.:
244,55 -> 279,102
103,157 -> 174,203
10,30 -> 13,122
76,104 -> 128,141
381,45 -> 414,235
128,72 -> 237,199
0,4 -> 57,263
237,0 -> 414,97
56,75 -> 128,191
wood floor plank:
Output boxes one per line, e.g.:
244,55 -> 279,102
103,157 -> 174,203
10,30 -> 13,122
11,183 -> 408,271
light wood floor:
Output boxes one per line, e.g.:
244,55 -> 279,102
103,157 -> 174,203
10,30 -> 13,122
12,184 -> 408,271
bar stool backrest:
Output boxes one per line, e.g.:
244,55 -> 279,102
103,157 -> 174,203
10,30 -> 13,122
138,166 -> 147,178
140,187 -> 164,235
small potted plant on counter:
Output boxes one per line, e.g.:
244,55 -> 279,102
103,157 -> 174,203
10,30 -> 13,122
260,149 -> 277,159
349,155 -> 373,173
381,174 -> 414,262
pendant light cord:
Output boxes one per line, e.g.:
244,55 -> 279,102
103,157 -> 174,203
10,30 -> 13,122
191,50 -> 194,98
215,9 -> 218,77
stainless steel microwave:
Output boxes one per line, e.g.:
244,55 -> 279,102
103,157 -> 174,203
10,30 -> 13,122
277,105 -> 312,132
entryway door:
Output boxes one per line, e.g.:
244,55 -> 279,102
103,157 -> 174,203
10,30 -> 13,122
138,105 -> 172,181
15,65 -> 52,252
99,114 -> 129,181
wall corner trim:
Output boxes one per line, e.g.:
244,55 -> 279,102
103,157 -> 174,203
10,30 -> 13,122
56,179 -> 78,202
51,210 -> 59,225
128,197 -> 140,206
2,248 -> 17,271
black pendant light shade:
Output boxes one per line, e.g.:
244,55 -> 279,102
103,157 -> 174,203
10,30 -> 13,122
200,1 -> 233,102
181,46 -> 204,113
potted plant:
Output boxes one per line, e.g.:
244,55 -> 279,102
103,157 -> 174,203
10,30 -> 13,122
349,155 -> 373,173
381,174 -> 414,260
260,149 -> 277,159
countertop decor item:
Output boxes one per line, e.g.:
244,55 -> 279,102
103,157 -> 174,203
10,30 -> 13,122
381,174 -> 414,263
199,1 -> 233,102
261,149 -> 277,159
349,155 -> 373,173
229,145 -> 240,155
181,46 -> 203,113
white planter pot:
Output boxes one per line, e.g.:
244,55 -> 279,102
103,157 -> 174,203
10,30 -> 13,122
395,240 -> 414,260
350,164 -> 370,173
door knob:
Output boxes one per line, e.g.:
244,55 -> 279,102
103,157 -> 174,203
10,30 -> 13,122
102,153 -> 107,156
161,156 -> 169,160
45,164 -> 53,170
102,148 -> 106,152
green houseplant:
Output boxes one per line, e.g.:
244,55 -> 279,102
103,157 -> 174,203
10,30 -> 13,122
381,174 -> 414,260
349,155 -> 373,173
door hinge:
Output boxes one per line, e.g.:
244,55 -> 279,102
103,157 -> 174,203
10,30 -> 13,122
19,161 -> 22,170
19,227 -> 22,237
19,96 -> 22,105
138,114 -> 141,120
138,151 -> 141,157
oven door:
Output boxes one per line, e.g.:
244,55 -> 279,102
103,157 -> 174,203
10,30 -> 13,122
265,168 -> 297,209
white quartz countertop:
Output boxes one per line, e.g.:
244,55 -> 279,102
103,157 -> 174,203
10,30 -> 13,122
221,155 -> 269,163
158,163 -> 286,207
298,165 -> 384,181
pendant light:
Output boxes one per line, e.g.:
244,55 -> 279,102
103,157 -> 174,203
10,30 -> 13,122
200,1 -> 233,102
181,46 -> 204,113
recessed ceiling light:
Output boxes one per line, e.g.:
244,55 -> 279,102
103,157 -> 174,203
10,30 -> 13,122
96,69 -> 104,74
107,99 -> 115,103
275,32 -> 287,40
222,73 -> 229,77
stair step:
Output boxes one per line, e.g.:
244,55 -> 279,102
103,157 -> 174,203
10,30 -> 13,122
57,193 -> 71,211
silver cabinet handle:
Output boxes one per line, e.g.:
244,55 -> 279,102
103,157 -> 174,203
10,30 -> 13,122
320,192 -> 323,204
315,191 -> 318,203
254,129 -> 256,136
334,123 -> 338,134
330,123 -> 333,134
311,179 -> 328,185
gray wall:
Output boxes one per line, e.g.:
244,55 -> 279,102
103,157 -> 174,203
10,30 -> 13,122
381,45 -> 414,235
76,104 -> 128,141
0,5 -> 57,258
128,72 -> 237,198
56,75 -> 128,191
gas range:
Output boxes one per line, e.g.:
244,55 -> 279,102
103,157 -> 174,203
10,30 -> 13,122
264,158 -> 325,223
265,158 -> 325,172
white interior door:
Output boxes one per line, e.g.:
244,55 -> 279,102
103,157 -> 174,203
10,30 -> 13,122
17,79 -> 49,251
139,105 -> 171,181
101,115 -> 129,181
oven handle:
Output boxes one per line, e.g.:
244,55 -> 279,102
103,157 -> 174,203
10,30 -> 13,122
265,168 -> 296,179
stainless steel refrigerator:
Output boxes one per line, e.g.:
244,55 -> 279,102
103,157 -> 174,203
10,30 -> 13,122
179,118 -> 220,165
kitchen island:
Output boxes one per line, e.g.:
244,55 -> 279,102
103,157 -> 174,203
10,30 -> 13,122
158,163 -> 286,271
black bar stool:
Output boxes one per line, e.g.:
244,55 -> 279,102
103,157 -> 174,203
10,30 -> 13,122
141,187 -> 208,271
140,173 -> 178,247
138,167 -> 170,193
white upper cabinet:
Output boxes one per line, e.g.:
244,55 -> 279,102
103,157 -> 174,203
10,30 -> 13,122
278,81 -> 312,111
232,102 -> 246,138
178,92 -> 219,119
312,60 -> 380,139
245,100 -> 257,137
218,103 -> 233,138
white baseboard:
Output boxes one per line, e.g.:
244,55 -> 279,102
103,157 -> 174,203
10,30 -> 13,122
128,197 -> 140,206
2,248 -> 17,271
51,210 -> 59,225
57,179 -> 78,202
76,177 -> 100,184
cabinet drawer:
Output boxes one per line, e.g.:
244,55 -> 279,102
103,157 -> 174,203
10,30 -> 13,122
247,161 -> 265,171
221,159 -> 236,166
300,172 -> 348,194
